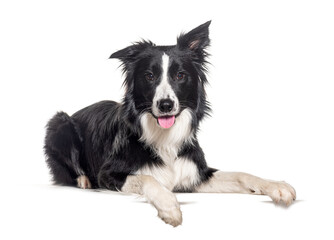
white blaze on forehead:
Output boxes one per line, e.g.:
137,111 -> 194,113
152,53 -> 179,116
161,53 -> 170,82
157,53 -> 172,99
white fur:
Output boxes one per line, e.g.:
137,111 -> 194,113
135,157 -> 200,191
76,175 -> 91,189
137,109 -> 198,191
196,171 -> 296,205
121,175 -> 182,227
152,53 -> 179,116
139,109 -> 193,159
172,157 -> 200,191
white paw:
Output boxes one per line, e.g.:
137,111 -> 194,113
77,175 -> 92,189
151,188 -> 182,227
264,181 -> 296,206
158,206 -> 182,227
139,176 -> 183,227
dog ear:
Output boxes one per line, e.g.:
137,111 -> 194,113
177,21 -> 211,52
110,46 -> 137,61
109,41 -> 154,62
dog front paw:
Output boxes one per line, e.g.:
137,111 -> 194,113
154,190 -> 182,227
158,206 -> 182,227
264,181 -> 296,206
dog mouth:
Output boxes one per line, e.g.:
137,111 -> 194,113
157,115 -> 175,129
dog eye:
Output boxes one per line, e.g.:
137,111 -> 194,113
144,73 -> 154,81
176,72 -> 185,80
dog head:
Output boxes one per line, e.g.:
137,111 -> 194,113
110,21 -> 211,129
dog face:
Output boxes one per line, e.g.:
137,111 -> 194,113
110,21 -> 211,129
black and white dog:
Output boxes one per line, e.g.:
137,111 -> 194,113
44,21 -> 296,226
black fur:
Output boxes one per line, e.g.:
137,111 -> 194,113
44,21 -> 216,192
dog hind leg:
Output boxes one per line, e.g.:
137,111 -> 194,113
44,112 -> 91,188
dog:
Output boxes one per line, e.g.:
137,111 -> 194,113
44,21 -> 296,227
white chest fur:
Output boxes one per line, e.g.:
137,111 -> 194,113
137,109 -> 200,191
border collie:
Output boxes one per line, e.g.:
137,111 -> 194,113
44,21 -> 296,227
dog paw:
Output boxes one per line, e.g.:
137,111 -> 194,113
264,181 -> 296,206
155,191 -> 182,227
158,206 -> 183,227
77,175 -> 92,189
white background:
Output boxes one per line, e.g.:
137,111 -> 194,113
1,0 -> 333,239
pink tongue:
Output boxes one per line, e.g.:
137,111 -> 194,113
158,116 -> 175,129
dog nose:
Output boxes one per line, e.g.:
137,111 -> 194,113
158,99 -> 174,113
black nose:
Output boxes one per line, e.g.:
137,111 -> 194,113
158,99 -> 174,113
